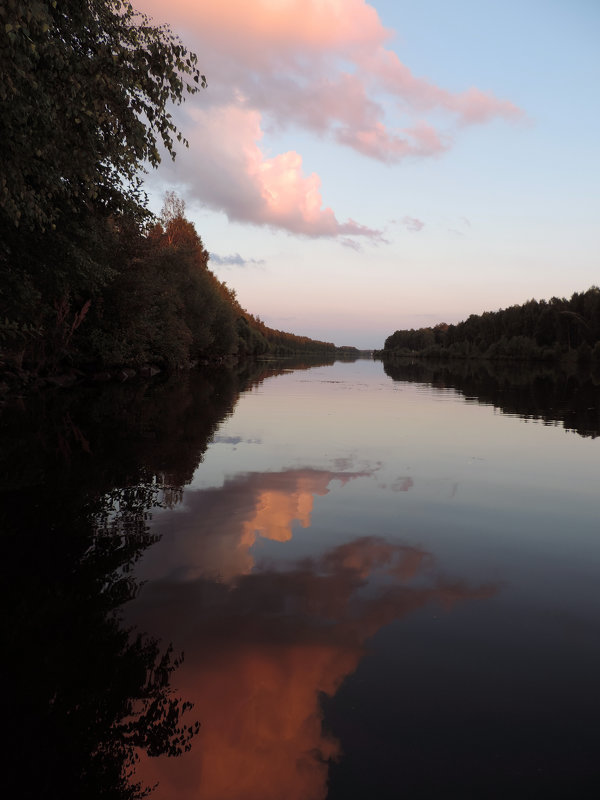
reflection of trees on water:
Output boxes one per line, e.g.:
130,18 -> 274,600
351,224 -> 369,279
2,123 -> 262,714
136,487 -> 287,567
1,361 -> 306,799
381,358 -> 600,438
3,501 -> 199,800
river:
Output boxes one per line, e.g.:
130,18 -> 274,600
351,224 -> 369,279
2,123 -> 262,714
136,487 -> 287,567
3,357 -> 600,798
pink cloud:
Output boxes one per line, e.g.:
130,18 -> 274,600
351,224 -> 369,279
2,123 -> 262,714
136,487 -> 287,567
139,0 -> 390,59
137,0 -> 524,237
336,120 -> 450,162
139,0 -> 523,144
169,105 -> 383,239
365,47 -> 523,125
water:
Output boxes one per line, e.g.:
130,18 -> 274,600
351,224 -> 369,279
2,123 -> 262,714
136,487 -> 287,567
3,358 -> 600,798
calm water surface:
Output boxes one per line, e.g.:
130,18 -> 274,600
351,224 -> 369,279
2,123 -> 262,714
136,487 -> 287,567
3,357 -> 600,799
127,359 -> 600,799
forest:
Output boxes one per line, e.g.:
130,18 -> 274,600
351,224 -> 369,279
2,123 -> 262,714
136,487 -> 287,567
377,287 -> 600,364
0,1 -> 352,390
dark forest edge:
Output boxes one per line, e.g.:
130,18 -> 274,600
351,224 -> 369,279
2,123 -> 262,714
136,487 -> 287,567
0,2 -> 359,397
375,287 -> 600,365
0,194 -> 360,395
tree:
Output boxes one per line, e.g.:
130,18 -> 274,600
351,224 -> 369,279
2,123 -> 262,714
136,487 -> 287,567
160,190 -> 187,227
0,1 -> 205,371
0,0 -> 205,232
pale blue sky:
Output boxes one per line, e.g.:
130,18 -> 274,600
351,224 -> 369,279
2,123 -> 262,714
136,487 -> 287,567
142,0 -> 599,348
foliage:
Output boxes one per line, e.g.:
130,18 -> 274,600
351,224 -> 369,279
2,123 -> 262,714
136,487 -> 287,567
1,196 -> 347,373
78,213 -> 239,367
238,310 -> 339,357
70,202 -> 344,369
0,1 -> 208,375
0,0 -> 204,232
378,288 -> 600,364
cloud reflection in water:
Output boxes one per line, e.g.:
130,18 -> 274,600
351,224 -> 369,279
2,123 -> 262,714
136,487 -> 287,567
138,468 -> 377,584
129,468 -> 497,799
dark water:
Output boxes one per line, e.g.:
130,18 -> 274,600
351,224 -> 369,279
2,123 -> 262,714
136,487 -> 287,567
3,358 -> 600,799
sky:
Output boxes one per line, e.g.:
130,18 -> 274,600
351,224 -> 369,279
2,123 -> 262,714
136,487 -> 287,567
136,0 -> 600,349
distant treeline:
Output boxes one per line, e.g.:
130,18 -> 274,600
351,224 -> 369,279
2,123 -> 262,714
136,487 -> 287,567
377,288 -> 600,363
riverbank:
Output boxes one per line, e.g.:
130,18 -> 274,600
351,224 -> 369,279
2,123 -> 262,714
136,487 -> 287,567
0,350 -> 363,403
